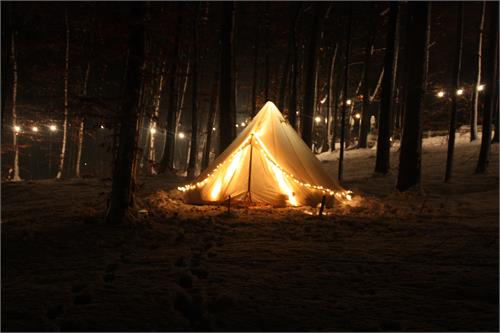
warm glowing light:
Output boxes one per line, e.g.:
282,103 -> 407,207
270,162 -> 297,206
346,99 -> 352,106
296,111 -> 299,115
477,84 -> 485,91
223,149 -> 243,184
320,95 -> 327,104
178,132 -> 185,139
49,125 -> 57,131
355,113 -> 361,119
14,126 -> 21,132
456,88 -> 464,96
100,125 -> 105,129
212,127 -> 216,131
324,118 -> 328,124
315,116 -> 322,123
241,122 -> 246,127
346,194 -> 352,201
211,180 -> 222,200
436,91 -> 445,98
150,128 -> 156,134
32,126 -> 39,132
235,124 -> 239,128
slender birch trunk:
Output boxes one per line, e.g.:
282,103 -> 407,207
56,9 -> 70,179
149,62 -> 165,175
326,43 -> 338,151
10,30 -> 21,181
471,1 -> 485,142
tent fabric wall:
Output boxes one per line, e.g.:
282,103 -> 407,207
179,101 -> 348,207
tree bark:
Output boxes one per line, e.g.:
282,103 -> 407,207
339,4 -> 352,181
10,29 -> 21,181
56,8 -> 70,179
396,2 -> 431,191
202,60 -> 220,170
444,3 -> 464,182
301,3 -> 323,148
264,6 -> 270,101
375,3 -> 400,174
218,2 -> 236,153
187,5 -> 200,178
148,61 -> 165,175
359,7 -> 377,148
278,7 -> 296,112
493,94 -> 499,143
106,3 -> 145,224
288,4 -> 302,130
476,2 -> 498,173
470,1 -> 486,142
325,43 -> 338,152
158,5 -> 183,173
251,26 -> 259,117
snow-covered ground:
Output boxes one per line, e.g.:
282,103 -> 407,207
2,133 -> 498,331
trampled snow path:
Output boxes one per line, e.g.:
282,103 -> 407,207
2,134 -> 498,331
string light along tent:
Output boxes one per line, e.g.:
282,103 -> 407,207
179,101 -> 352,207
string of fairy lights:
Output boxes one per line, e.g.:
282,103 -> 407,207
178,130 -> 353,203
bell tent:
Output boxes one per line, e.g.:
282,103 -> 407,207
178,101 -> 351,207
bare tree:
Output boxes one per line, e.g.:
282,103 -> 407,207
339,4 -> 352,181
375,2 -> 400,175
288,4 -> 302,130
10,29 -> 21,181
470,1 -> 486,142
358,4 -> 377,148
56,8 -> 70,179
301,3 -> 323,148
444,3 -> 464,182
218,2 -> 236,152
476,2 -> 499,173
251,25 -> 259,117
106,3 -> 145,224
187,5 -> 200,177
396,2 -> 431,191
202,60 -> 220,170
325,42 -> 338,151
158,5 -> 183,173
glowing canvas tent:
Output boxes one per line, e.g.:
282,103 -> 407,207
179,101 -> 351,207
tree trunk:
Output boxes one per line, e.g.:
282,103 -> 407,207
251,26 -> 259,117
278,8 -> 295,112
444,3 -> 464,182
218,2 -> 236,153
325,43 -> 338,152
158,6 -> 183,174
476,2 -> 498,173
106,3 -> 145,224
288,4 -> 301,129
375,3 -> 400,174
56,8 -> 70,179
187,5 -> 200,178
264,6 -> 270,101
175,50 -> 190,135
202,61 -> 219,170
10,30 -> 21,181
396,2 -> 431,191
493,95 -> 499,143
301,3 -> 323,148
76,50 -> 91,178
471,1 -> 486,142
339,5 -> 352,181
2,5 -> 12,130
359,8 -> 377,148
148,61 -> 165,175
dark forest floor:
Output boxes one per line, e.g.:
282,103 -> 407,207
2,135 -> 499,331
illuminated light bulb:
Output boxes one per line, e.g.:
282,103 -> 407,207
456,88 -> 464,96
241,122 -> 246,127
178,132 -> 185,139
150,128 -> 156,134
477,84 -> 485,91
315,116 -> 321,123
100,125 -> 105,129
32,126 -> 39,132
346,99 -> 352,106
296,111 -> 299,115
235,124 -> 239,128
49,125 -> 57,131
14,125 -> 21,132
436,91 -> 445,98
324,118 -> 328,124
355,113 -> 361,119
212,127 -> 216,131
346,194 -> 352,201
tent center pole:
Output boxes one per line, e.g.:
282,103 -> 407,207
247,134 -> 254,202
